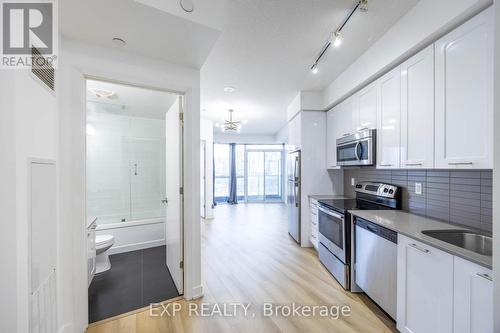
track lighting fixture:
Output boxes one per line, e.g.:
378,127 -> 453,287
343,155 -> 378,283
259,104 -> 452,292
310,0 -> 368,73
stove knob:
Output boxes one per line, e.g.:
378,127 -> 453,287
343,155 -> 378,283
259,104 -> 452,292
383,188 -> 389,193
389,189 -> 394,194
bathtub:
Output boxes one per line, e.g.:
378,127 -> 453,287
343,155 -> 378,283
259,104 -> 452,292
95,217 -> 165,255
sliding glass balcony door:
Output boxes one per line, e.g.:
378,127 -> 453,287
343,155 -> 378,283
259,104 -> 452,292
246,150 -> 283,201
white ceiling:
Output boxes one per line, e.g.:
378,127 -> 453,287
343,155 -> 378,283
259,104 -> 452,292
62,0 -> 419,135
86,79 -> 178,119
60,0 -> 221,69
201,0 -> 419,135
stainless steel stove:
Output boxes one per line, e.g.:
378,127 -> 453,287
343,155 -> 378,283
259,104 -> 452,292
317,182 -> 401,290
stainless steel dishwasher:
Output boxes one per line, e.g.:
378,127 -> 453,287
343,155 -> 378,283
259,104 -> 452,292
354,217 -> 398,319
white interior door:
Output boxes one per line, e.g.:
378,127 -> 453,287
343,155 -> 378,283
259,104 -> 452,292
165,96 -> 183,294
200,140 -> 206,218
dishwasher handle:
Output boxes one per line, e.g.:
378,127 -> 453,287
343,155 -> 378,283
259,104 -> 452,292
355,217 -> 397,244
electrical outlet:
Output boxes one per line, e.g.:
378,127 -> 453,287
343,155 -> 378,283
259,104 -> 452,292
415,183 -> 422,195
351,178 -> 356,186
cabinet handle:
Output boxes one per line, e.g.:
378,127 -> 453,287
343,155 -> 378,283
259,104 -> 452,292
342,133 -> 352,137
448,162 -> 473,166
379,163 -> 393,167
405,162 -> 423,166
357,127 -> 369,131
476,273 -> 492,281
409,243 -> 430,254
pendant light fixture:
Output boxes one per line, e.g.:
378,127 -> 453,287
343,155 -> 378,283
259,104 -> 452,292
310,0 -> 368,74
215,109 -> 247,133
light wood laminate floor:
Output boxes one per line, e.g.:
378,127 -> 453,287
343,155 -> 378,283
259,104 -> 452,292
87,203 -> 396,333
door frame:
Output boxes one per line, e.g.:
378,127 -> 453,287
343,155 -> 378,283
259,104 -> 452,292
200,140 -> 206,218
83,76 -> 185,310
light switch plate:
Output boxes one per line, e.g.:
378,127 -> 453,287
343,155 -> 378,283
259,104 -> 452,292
415,183 -> 422,195
351,178 -> 356,186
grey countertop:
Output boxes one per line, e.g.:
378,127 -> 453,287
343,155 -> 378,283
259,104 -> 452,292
349,210 -> 492,269
308,194 -> 352,200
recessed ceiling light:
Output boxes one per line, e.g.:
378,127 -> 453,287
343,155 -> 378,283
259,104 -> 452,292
179,0 -> 194,13
112,37 -> 126,47
311,65 -> 319,74
223,86 -> 235,93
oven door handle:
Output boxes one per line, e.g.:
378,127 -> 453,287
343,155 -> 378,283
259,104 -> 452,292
318,206 -> 344,220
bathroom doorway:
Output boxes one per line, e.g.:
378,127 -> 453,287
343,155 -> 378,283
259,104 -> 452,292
85,78 -> 184,323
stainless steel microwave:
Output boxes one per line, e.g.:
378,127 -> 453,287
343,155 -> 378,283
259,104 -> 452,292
336,129 -> 376,166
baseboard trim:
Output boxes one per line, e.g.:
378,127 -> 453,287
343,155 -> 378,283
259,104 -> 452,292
189,284 -> 204,300
108,239 -> 165,255
58,323 -> 73,333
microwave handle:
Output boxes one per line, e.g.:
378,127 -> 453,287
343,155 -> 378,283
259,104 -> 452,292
354,142 -> 361,160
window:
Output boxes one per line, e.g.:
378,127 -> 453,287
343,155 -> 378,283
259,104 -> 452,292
213,143 -> 284,203
214,144 -> 230,201
235,145 -> 245,200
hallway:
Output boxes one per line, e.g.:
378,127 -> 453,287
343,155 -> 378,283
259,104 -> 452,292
87,204 -> 395,333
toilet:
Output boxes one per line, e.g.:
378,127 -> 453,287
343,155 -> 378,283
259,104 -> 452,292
95,234 -> 115,274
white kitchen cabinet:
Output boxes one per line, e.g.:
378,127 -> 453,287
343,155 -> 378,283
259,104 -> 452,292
400,45 -> 435,169
341,95 -> 357,137
453,256 -> 493,333
397,234 -> 454,333
288,113 -> 302,150
377,66 -> 401,169
355,81 -> 378,131
326,100 -> 354,168
434,8 -> 493,169
309,198 -> 319,250
326,105 -> 341,168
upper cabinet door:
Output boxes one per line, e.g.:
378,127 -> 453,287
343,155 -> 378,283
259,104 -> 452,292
377,66 -> 401,169
326,105 -> 341,168
341,95 -> 357,138
356,81 -> 378,131
435,8 -> 493,169
400,45 -> 435,169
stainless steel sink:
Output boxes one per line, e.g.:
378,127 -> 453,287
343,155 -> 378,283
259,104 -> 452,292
421,229 -> 492,256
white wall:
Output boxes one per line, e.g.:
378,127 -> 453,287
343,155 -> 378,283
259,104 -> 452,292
59,38 -> 202,333
214,133 -> 279,144
286,91 -> 323,121
0,70 -> 18,333
200,118 -> 214,219
322,0 -> 493,109
0,69 -> 59,333
493,1 -> 500,331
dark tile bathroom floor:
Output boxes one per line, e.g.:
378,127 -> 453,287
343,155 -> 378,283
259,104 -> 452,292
88,245 -> 180,323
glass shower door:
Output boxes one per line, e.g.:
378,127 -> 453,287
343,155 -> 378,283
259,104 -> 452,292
129,137 -> 166,221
